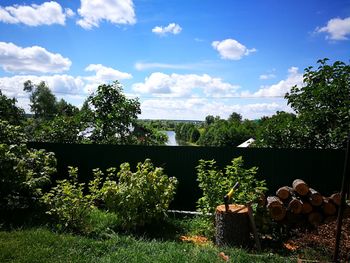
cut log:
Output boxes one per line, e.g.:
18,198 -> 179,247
308,211 -> 323,226
215,204 -> 250,247
267,196 -> 283,208
268,205 -> 286,221
276,186 -> 292,200
292,179 -> 309,196
329,193 -> 341,206
301,201 -> 313,214
287,197 -> 303,214
308,188 -> 323,206
257,193 -> 266,207
322,197 -> 337,216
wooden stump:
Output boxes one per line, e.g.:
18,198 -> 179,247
292,179 -> 309,196
215,204 -> 250,247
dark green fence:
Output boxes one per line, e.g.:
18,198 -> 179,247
28,143 -> 345,211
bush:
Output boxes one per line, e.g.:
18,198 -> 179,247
41,167 -> 93,232
92,159 -> 178,230
196,156 -> 267,214
0,121 -> 56,211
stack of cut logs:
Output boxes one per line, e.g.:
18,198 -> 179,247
266,179 -> 341,226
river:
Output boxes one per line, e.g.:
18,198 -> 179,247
164,131 -> 178,146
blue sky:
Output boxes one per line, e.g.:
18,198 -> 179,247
0,0 -> 349,120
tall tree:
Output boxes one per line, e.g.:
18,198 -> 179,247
88,81 -> 141,144
0,90 -> 25,125
23,80 -> 57,119
285,59 -> 350,149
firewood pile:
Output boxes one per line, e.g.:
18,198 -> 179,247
266,179 -> 341,226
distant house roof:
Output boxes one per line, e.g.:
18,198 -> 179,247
237,138 -> 255,148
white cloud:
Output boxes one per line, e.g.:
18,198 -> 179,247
259,74 -> 276,80
0,1 -> 73,26
77,0 -> 136,29
83,64 -> 132,92
243,67 -> 303,97
152,23 -> 182,36
212,39 -> 256,60
0,42 -> 71,74
0,64 -> 132,112
316,17 -> 350,40
132,72 -> 240,97
135,62 -> 195,71
140,98 -> 290,120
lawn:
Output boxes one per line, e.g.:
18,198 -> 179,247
0,227 -> 293,263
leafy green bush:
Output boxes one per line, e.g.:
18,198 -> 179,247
196,156 -> 267,214
92,159 -> 178,230
41,167 -> 94,232
0,121 -> 56,211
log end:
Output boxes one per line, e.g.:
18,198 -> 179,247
216,204 -> 248,214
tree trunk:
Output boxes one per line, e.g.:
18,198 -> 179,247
292,179 -> 309,196
276,186 -> 292,200
301,201 -> 313,214
329,193 -> 341,206
215,204 -> 250,247
322,197 -> 337,215
308,188 -> 323,206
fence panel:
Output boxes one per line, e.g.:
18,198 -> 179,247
28,143 -> 345,211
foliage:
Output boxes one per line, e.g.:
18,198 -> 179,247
41,167 -> 93,232
25,116 -> 84,143
91,159 -> 178,229
175,123 -> 200,143
0,121 -> 56,210
0,90 -> 25,125
130,123 -> 168,145
196,156 -> 267,214
24,80 -> 58,119
256,111 -> 301,148
228,112 -> 242,123
56,99 -> 79,117
88,81 -> 141,144
285,59 -> 350,149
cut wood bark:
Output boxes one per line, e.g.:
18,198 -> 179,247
268,205 -> 286,221
308,211 -> 323,226
267,196 -> 283,208
276,186 -> 292,200
287,196 -> 303,214
322,197 -> 337,216
329,193 -> 341,206
308,188 -> 323,206
215,204 -> 250,247
301,201 -> 313,214
292,179 -> 309,196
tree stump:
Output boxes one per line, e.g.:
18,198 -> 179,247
215,204 -> 250,247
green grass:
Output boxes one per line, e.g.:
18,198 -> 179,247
0,228 -> 294,263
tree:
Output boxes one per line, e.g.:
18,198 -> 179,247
0,90 -> 25,125
205,115 -> 215,126
228,112 -> 242,123
56,99 -> 79,117
88,81 -> 141,144
285,59 -> 350,149
256,111 -> 301,148
23,80 -> 57,119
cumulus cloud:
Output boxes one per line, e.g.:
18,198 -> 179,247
134,62 -> 196,71
212,39 -> 256,60
152,23 -> 182,36
132,72 -> 240,97
315,17 -> 350,40
77,0 -> 136,29
0,64 -> 132,112
242,67 -> 303,97
83,64 -> 132,92
0,42 -> 71,74
140,98 -> 289,120
0,1 -> 74,26
259,73 -> 276,80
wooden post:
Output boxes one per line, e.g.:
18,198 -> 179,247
215,204 -> 250,247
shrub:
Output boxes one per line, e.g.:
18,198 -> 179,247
0,121 -> 56,211
196,156 -> 267,214
41,167 -> 93,232
92,159 -> 178,230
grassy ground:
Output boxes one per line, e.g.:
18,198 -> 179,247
0,227 -> 293,263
